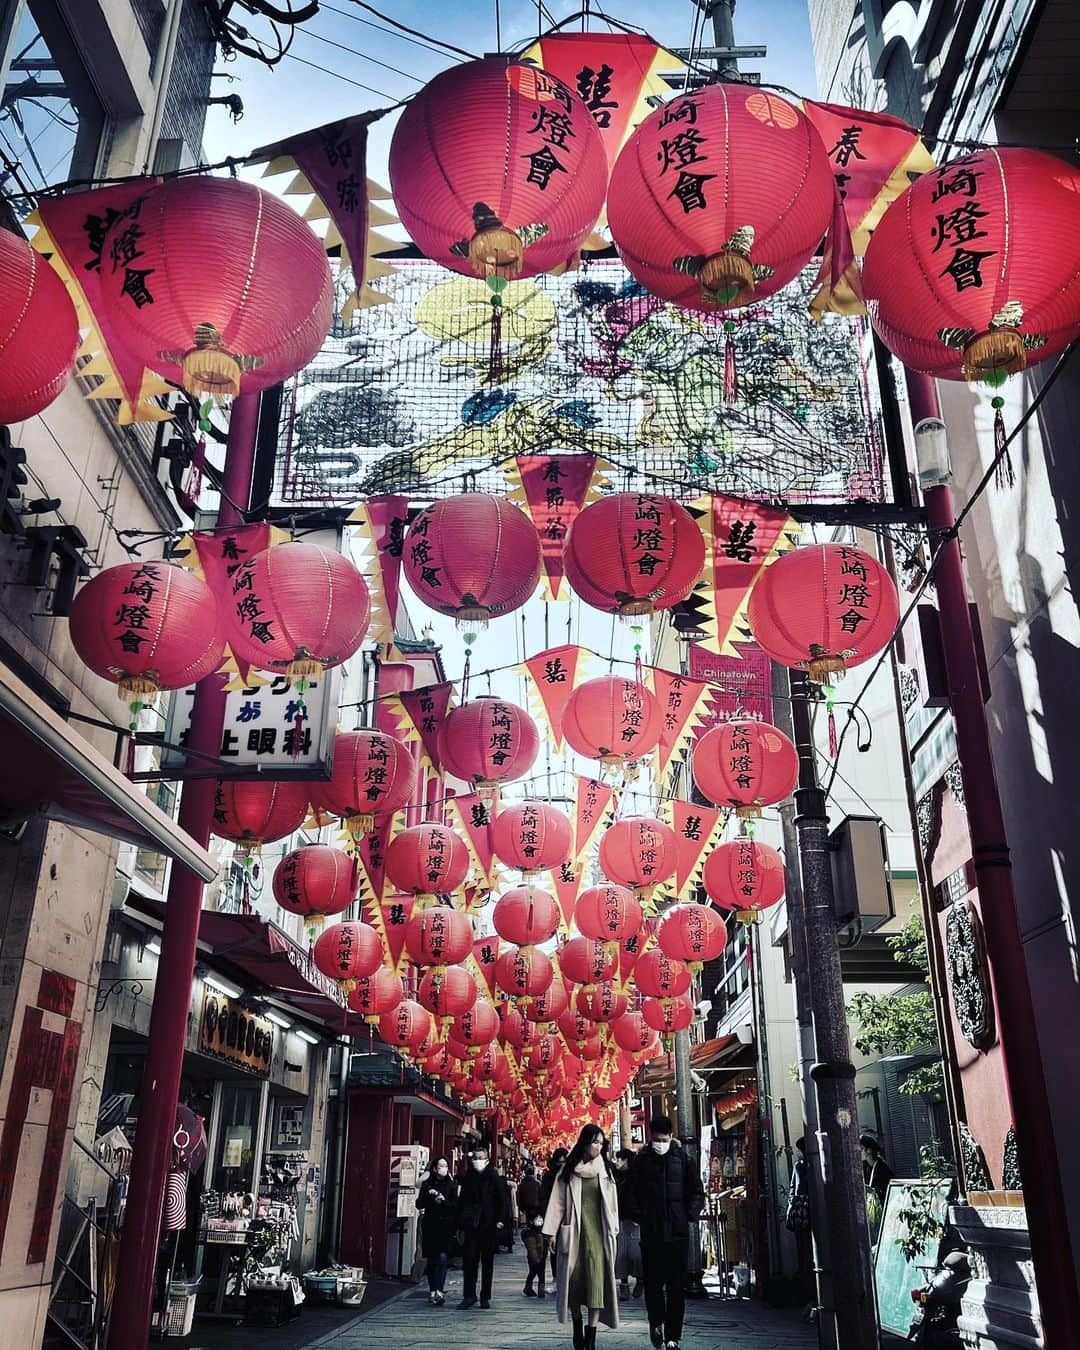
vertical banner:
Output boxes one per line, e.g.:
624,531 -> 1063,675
398,681 -> 454,769
552,860 -> 582,937
471,934 -> 501,1000
355,815 -> 392,904
574,775 -> 615,862
689,641 -> 774,728
363,892 -> 414,976
522,645 -> 587,748
667,800 -> 724,900
446,792 -> 496,894
505,456 -> 598,599
651,670 -> 713,777
348,494 -> 410,645
701,495 -> 794,656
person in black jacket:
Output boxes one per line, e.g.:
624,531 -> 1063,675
417,1156 -> 459,1306
613,1148 -> 642,1300
538,1148 -> 569,1289
456,1146 -> 513,1310
517,1163 -> 546,1297
629,1115 -> 705,1350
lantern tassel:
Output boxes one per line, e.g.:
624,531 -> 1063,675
992,397 -> 1015,490
286,653 -> 322,683
118,674 -> 160,702
488,291 -> 503,385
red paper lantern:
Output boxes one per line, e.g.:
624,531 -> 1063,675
692,718 -> 798,817
558,1009 -> 596,1046
226,542 -> 370,683
575,980 -> 628,1023
69,562 -> 225,705
347,967 -> 403,1022
492,885 -> 561,946
574,884 -> 642,943
273,845 -> 355,929
864,148 -> 1080,382
418,964 -> 478,1019
450,998 -> 500,1050
97,177 -> 332,397
311,729 -> 417,837
658,902 -> 728,965
404,905 -> 474,966
403,495 -> 541,632
559,936 -> 617,987
612,1010 -> 657,1053
311,920 -> 384,992
496,945 -> 554,1000
522,978 -> 570,1024
389,57 -> 607,280
523,1033 -> 563,1073
607,85 -> 833,310
212,780 -> 308,851
642,995 -> 695,1033
379,999 -> 433,1052
492,800 -> 572,874
0,228 -> 79,422
385,822 -> 470,896
704,838 -> 786,915
575,1034 -> 605,1060
438,697 -> 540,788
599,816 -> 678,896
563,494 -> 705,617
747,543 -> 900,683
633,948 -> 692,999
499,1003 -> 541,1049
561,676 -> 664,768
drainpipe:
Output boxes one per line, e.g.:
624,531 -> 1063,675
143,0 -> 184,174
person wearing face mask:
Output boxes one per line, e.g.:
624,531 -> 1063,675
455,1147 -> 512,1310
542,1125 -> 620,1350
612,1149 -> 642,1300
630,1115 -> 705,1350
417,1156 -> 460,1306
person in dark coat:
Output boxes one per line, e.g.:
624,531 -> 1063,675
612,1148 -> 642,1300
517,1163 -> 547,1297
539,1148 -> 569,1288
630,1114 -> 705,1350
417,1156 -> 459,1306
456,1145 -> 512,1309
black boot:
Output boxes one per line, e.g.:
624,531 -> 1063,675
524,1277 -> 536,1296
572,1314 -> 585,1350
584,1327 -> 597,1350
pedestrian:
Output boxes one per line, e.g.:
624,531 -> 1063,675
455,1145 -> 512,1310
612,1148 -> 642,1300
540,1147 -> 569,1289
517,1163 -> 547,1297
630,1114 -> 705,1350
542,1124 -> 620,1350
417,1155 -> 459,1307
497,1159 -> 515,1252
860,1133 -> 894,1240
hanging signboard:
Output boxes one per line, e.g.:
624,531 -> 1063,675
198,989 -> 274,1076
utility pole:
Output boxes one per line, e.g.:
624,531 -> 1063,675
789,670 -> 879,1350
673,1023 -> 706,1291
693,0 -> 742,80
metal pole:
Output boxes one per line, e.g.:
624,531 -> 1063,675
789,671 -> 879,1350
707,0 -> 741,79
107,394 -> 261,1349
908,374 -> 1080,1347
673,1026 -> 704,1287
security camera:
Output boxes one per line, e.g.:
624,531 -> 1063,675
690,1070 -> 708,1093
694,999 -> 713,1019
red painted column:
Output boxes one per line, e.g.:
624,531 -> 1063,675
108,395 -> 261,1348
340,1089 -> 394,1273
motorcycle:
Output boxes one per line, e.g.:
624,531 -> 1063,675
908,1250 -> 970,1345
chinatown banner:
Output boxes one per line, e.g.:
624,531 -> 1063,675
397,681 -> 454,769
505,455 -> 601,599
446,792 -> 496,894
696,495 -> 795,656
471,934 -> 501,1000
28,182 -> 173,423
522,644 -> 588,748
574,775 -> 616,862
185,522 -> 286,686
651,669 -> 713,777
802,100 -> 935,255
348,494 -> 410,645
689,641 -> 774,729
666,799 -> 725,901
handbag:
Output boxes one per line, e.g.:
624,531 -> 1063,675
785,1192 -> 811,1233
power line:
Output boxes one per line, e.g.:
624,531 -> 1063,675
295,21 -> 424,83
279,49 -> 397,101
319,2 -> 456,61
334,0 -> 479,61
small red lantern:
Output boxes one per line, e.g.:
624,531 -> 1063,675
608,84 -> 833,310
559,936 -> 617,987
389,57 -> 607,281
273,845 -> 355,930
642,995 -> 695,1034
612,1010 -> 657,1053
598,816 -> 678,897
561,676 -> 664,768
574,884 -> 642,943
404,905 -> 473,967
563,494 -> 705,617
499,1003 -> 541,1049
69,562 -> 225,706
449,998 -> 500,1051
0,228 -> 79,422
496,945 -> 554,1000
633,948 -> 692,999
379,999 -> 433,1053
558,1008 -> 596,1047
347,967 -> 403,1023
523,1033 -> 563,1073
747,543 -> 900,683
522,978 -> 570,1024
311,730 -> 417,838
658,902 -> 729,966
575,980 -> 628,1023
212,780 -> 308,852
437,697 -> 539,788
692,718 -> 798,818
864,148 -> 1080,382
403,495 -> 542,634
418,964 -> 478,1020
492,885 -> 561,946
311,920 -> 384,993
492,800 -> 572,874
704,838 -> 786,915
385,822 -> 470,896
97,177 -> 332,397
226,542 -> 370,683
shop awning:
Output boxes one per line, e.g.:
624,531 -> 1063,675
393,1088 -> 465,1122
0,668 -> 217,881
635,1034 -> 755,1093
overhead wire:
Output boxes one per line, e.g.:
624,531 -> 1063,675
279,49 -> 398,100
293,24 -> 425,83
334,0 -> 480,60
318,0 -> 459,60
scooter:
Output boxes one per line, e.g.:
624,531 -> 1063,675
908,1251 -> 970,1345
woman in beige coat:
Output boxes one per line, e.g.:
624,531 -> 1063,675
542,1124 -> 620,1348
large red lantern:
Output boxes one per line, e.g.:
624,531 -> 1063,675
575,981 -> 628,1023
347,967 -> 403,1023
559,936 -> 617,987
561,676 -> 664,768
403,496 -> 541,633
273,845 -> 355,930
449,998 -> 500,1051
864,148 -> 1080,382
69,562 -> 225,705
311,730 -> 417,838
658,902 -> 729,966
389,57 -> 607,280
496,945 -> 554,1000
385,822 -> 470,896
563,494 -> 705,617
418,964 -> 478,1020
704,838 -> 786,915
642,995 -> 695,1034
97,177 -> 332,397
492,800 -> 572,874
379,999 -> 433,1053
558,1008 -> 596,1047
692,718 -> 798,818
599,816 -> 678,897
404,905 -> 474,967
499,1003 -> 541,1049
311,921 -> 384,993
492,885 -> 561,946
574,884 -> 642,943
226,542 -> 370,683
607,84 -> 833,310
212,780 -> 308,851
438,697 -> 539,788
633,948 -> 692,999
522,978 -> 570,1024
0,228 -> 79,422
747,543 -> 900,683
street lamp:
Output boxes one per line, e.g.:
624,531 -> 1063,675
913,417 -> 951,488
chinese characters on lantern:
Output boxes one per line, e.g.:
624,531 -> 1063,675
657,97 -> 714,215
929,162 -> 995,293
523,74 -> 576,191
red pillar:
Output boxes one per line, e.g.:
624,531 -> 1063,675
340,1089 -> 394,1273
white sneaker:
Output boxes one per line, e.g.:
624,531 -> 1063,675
428,1291 -> 437,1305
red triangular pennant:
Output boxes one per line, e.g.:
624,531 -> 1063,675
709,496 -> 792,655
652,670 -> 713,775
447,793 -> 496,892
471,935 -> 501,999
513,457 -> 596,599
574,776 -> 615,862
363,892 -> 414,975
670,800 -> 724,900
552,860 -> 582,937
522,645 -> 586,749
398,681 -> 454,769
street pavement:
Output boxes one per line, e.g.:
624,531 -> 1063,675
298,1248 -> 818,1350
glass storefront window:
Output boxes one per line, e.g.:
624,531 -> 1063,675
213,1082 -> 262,1200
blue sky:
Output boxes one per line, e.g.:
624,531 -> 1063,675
204,0 -> 820,179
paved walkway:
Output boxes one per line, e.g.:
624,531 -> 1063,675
299,1249 -> 817,1350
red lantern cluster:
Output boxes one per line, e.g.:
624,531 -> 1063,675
272,845 -> 355,929
692,718 -> 798,818
0,227 -> 79,422
404,905 -> 473,966
418,964 -> 478,1019
657,903 -> 729,966
347,967 -> 403,1022
559,935 -> 617,988
438,698 -> 539,788
575,981 -> 628,1023
574,884 -> 642,943
496,944 -> 554,1000
633,948 -> 693,999
385,822 -> 470,896
379,999 -> 433,1053
561,676 -> 664,768
642,995 -> 695,1034
492,800 -> 573,874
704,838 -> 786,915
311,730 -> 417,838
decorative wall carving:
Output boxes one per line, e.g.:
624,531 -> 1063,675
1002,1126 -> 1022,1192
944,760 -> 965,808
958,1121 -> 992,1193
945,897 -> 996,1050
